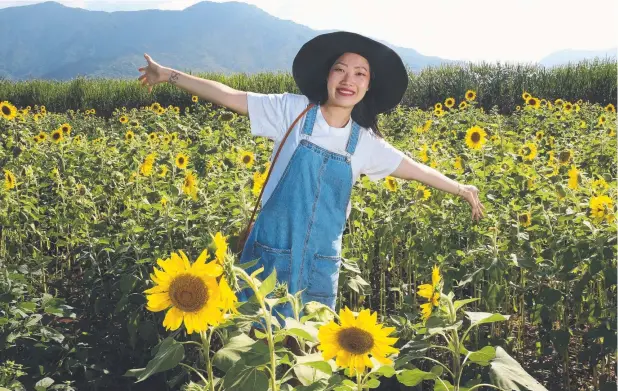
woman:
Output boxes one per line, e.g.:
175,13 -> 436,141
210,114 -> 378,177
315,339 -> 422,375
138,31 -> 486,319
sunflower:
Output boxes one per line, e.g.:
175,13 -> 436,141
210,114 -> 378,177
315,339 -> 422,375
317,307 -> 399,376
598,116 -> 607,126
419,144 -> 429,162
119,115 -> 129,124
0,101 -> 18,120
3,169 -> 16,190
434,102 -> 443,111
61,123 -> 72,135
568,165 -> 579,190
434,108 -> 445,117
162,134 -> 171,144
591,177 -> 609,194
158,164 -> 169,178
252,170 -> 267,197
384,176 -> 398,192
51,129 -> 64,143
130,119 -> 139,127
73,135 -> 81,143
535,131 -> 544,141
125,130 -> 135,142
173,106 -> 180,115
175,153 -> 189,169
144,249 -> 228,333
212,232 -> 228,264
540,99 -> 547,106
415,184 -> 431,200
417,265 -> 442,320
465,126 -> 487,150
518,212 -> 531,227
151,102 -> 162,112
558,149 -> 572,165
40,106 -> 47,115
37,132 -> 47,142
192,95 -> 199,103
422,119 -> 432,133
157,107 -> 165,115
238,151 -> 255,168
563,102 -> 573,113
183,170 -> 198,200
590,195 -> 614,223
140,153 -> 156,176
431,141 -> 443,152
160,197 -> 168,208
33,113 -> 41,122
515,106 -> 521,111
605,103 -> 616,113
459,101 -> 468,109
580,120 -> 587,129
444,97 -> 455,108
522,92 -> 531,101
465,90 -> 476,101
33,135 -> 41,143
525,96 -> 540,109
454,156 -> 463,171
574,104 -> 580,112
518,142 -> 537,161
149,132 -> 159,142
554,99 -> 564,107
171,132 -> 178,142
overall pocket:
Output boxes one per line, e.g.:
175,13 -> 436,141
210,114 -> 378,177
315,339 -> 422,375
253,241 -> 293,288
307,253 -> 341,299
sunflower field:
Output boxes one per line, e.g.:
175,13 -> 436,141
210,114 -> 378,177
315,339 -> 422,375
0,88 -> 616,391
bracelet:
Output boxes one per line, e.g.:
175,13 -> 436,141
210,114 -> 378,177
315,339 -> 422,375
456,183 -> 463,197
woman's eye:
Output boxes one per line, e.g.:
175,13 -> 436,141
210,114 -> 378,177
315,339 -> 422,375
357,72 -> 366,77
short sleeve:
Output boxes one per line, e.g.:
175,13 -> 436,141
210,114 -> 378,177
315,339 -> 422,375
247,92 -> 311,142
362,132 -> 406,182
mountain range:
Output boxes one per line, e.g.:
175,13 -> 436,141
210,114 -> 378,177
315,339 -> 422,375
0,1 -> 615,81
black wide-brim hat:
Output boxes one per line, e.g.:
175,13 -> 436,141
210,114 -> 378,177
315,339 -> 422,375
293,31 -> 409,114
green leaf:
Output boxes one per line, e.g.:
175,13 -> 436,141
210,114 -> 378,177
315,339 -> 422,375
465,311 -> 510,327
136,337 -> 184,382
489,346 -> 548,391
365,378 -> 381,388
258,268 -> 277,298
396,368 -> 437,386
34,377 -> 54,391
454,298 -> 480,311
221,360 -> 269,391
213,333 -> 259,372
463,345 -> 496,366
283,318 -> 318,342
294,352 -> 334,386
374,365 -> 396,378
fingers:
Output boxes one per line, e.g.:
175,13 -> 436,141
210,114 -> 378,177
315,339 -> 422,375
144,53 -> 152,64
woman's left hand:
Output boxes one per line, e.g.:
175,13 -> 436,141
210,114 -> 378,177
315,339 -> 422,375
460,184 -> 486,222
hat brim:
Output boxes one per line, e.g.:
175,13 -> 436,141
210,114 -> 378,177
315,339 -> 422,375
293,31 -> 408,114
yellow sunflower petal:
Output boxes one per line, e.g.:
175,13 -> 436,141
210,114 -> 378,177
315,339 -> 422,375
417,284 -> 433,299
163,306 -> 184,331
339,307 -> 356,327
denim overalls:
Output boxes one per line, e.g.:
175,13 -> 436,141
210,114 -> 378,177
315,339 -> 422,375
237,104 -> 361,320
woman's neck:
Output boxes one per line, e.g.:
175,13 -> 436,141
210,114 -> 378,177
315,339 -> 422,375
320,102 -> 352,128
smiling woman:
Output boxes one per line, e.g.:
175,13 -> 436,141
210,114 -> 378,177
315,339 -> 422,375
137,30 -> 486,322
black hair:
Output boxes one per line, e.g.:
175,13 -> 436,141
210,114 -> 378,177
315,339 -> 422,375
312,55 -> 384,139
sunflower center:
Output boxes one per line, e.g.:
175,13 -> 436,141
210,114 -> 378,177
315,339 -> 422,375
243,155 -> 251,163
471,132 -> 480,143
168,273 -> 208,312
559,151 -> 570,162
179,157 -> 185,165
1,106 -> 10,115
337,327 -> 374,355
53,132 -> 60,140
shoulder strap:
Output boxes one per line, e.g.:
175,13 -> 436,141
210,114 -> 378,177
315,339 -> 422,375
241,102 -> 316,240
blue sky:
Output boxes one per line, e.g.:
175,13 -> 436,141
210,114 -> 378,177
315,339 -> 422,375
2,0 -> 616,62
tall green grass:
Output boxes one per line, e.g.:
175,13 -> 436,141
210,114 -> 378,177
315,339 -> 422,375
1,58 -> 615,117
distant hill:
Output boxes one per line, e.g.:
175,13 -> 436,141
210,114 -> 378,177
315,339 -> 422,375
539,48 -> 617,67
0,1 -> 449,81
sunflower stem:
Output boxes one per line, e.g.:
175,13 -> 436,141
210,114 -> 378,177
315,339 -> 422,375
234,266 -> 278,391
200,328 -> 215,391
356,371 -> 363,391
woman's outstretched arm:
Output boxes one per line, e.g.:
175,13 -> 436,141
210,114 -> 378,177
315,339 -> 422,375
137,53 -> 248,115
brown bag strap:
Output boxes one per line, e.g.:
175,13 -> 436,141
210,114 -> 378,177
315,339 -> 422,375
240,102 -> 316,243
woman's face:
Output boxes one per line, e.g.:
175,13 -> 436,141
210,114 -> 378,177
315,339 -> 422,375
325,52 -> 371,109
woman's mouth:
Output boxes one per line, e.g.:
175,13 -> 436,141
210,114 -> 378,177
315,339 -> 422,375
336,88 -> 355,97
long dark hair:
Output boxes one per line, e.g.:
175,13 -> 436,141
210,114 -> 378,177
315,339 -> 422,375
311,55 -> 384,139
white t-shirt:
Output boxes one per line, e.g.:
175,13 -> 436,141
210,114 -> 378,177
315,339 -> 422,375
247,92 -> 405,218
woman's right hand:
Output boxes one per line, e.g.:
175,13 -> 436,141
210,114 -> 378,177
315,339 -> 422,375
137,53 -> 169,93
